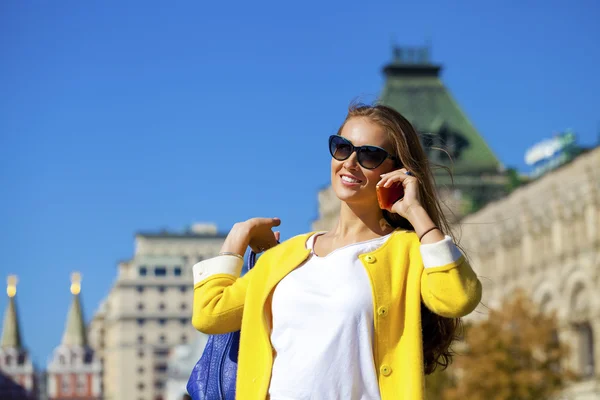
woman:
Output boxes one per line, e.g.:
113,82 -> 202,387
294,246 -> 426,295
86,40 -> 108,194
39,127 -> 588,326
192,104 -> 482,400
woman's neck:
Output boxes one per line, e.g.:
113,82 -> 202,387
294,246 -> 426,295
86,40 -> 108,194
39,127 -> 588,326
329,202 -> 394,241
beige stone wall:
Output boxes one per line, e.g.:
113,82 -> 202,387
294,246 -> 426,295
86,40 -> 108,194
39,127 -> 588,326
459,147 -> 600,397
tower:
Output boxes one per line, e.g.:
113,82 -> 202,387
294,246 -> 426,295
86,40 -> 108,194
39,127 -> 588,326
46,273 -> 102,399
0,275 -> 37,399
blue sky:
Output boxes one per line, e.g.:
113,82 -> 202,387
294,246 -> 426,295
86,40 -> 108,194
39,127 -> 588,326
1,0 -> 598,367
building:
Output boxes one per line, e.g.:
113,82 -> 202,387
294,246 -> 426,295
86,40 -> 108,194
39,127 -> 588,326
165,333 -> 208,400
459,146 -> 600,398
88,223 -> 226,400
0,275 -> 38,399
313,46 -> 508,231
46,273 -> 102,400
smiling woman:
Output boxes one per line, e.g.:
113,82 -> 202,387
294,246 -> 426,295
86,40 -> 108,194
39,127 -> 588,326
190,103 -> 482,400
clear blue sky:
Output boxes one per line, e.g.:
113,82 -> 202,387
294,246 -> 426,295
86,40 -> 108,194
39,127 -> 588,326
1,0 -> 598,367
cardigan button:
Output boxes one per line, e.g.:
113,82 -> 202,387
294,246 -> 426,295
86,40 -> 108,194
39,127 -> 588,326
377,306 -> 388,317
365,255 -> 376,263
380,365 -> 392,376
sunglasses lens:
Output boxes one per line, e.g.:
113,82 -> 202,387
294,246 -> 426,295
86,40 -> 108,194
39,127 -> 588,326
357,147 -> 387,169
329,136 -> 352,161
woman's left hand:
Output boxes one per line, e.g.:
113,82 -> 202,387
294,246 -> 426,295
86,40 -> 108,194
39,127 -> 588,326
378,168 -> 422,221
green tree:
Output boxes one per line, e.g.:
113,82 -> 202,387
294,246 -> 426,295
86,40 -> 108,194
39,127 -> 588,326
442,290 -> 572,400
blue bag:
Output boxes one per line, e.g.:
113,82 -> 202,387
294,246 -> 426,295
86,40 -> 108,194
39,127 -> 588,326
186,251 -> 258,400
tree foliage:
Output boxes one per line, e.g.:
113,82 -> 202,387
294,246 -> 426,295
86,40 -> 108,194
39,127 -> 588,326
431,290 -> 571,400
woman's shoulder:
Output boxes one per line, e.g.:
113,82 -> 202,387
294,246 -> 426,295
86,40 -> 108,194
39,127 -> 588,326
278,231 -> 316,249
377,229 -> 419,253
261,231 -> 315,256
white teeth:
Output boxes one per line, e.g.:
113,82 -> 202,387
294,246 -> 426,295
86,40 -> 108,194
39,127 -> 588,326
342,175 -> 360,183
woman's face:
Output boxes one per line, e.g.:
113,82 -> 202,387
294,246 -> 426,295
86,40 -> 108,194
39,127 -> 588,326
330,117 -> 398,208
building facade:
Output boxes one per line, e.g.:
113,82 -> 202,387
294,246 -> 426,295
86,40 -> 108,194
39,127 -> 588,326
88,223 -> 226,400
0,276 -> 38,399
459,147 -> 600,398
47,273 -> 102,400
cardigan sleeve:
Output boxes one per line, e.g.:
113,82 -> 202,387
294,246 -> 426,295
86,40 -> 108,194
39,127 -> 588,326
191,255 -> 253,335
419,238 -> 482,318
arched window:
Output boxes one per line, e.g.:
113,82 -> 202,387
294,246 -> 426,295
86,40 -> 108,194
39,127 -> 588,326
575,322 -> 595,378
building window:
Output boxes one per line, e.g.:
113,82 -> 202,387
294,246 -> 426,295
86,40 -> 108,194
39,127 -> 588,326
159,335 -> 166,344
137,318 -> 145,326
137,303 -> 144,311
139,266 -> 148,276
155,363 -> 168,373
159,303 -> 165,311
154,267 -> 167,276
158,318 -> 166,325
138,335 -> 144,344
155,380 -> 165,389
138,382 -> 145,391
174,267 -> 182,276
180,303 -> 187,310
158,286 -> 166,293
180,318 -> 188,325
137,286 -> 144,293
576,322 -> 595,377
181,334 -> 188,343
138,350 -> 144,358
180,286 -> 187,293
154,349 -> 169,357
138,366 -> 144,374
61,376 -> 71,394
59,355 -> 65,365
77,375 -> 87,394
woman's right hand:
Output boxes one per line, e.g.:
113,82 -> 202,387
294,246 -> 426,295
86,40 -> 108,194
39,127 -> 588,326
220,217 -> 281,256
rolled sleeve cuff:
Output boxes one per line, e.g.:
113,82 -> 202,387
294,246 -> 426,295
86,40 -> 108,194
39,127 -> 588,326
192,255 -> 244,285
420,235 -> 463,269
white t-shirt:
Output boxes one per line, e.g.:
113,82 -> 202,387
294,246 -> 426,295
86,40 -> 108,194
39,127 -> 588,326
268,232 -> 391,400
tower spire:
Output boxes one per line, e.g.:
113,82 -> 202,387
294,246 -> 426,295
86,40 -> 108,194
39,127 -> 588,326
1,275 -> 23,349
61,272 -> 88,347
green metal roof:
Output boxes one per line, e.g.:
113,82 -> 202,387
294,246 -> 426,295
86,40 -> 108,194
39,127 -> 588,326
380,48 -> 503,176
1,296 -> 22,349
62,294 -> 88,347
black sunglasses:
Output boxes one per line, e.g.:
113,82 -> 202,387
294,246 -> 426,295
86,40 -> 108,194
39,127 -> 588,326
328,135 -> 398,169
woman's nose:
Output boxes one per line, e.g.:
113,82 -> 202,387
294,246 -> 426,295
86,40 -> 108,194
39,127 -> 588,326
343,152 -> 360,170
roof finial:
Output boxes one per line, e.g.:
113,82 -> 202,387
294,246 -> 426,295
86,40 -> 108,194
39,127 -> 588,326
70,272 -> 81,295
7,275 -> 17,298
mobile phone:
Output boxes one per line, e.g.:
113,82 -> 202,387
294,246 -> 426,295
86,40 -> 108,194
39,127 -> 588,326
376,183 -> 404,210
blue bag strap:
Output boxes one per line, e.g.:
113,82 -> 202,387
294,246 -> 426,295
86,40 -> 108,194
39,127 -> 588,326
248,251 -> 257,270
247,240 -> 278,271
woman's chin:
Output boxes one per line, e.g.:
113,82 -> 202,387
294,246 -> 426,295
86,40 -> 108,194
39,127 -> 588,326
333,186 -> 373,205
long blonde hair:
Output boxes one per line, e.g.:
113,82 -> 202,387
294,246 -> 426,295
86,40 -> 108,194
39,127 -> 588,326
337,103 -> 462,374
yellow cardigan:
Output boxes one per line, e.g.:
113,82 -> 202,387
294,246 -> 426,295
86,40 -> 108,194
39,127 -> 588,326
192,230 -> 482,399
